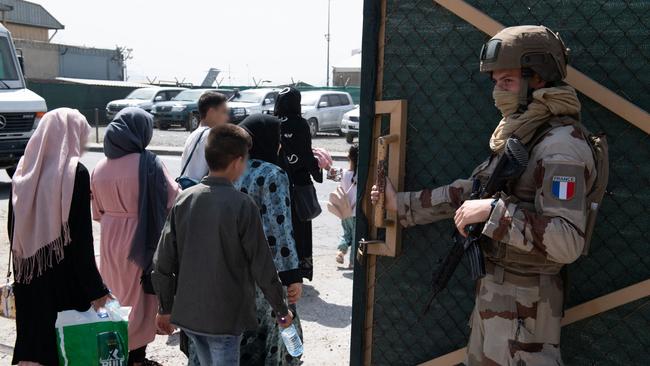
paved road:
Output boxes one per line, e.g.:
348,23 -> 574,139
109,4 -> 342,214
90,126 -> 357,154
0,153 -> 353,365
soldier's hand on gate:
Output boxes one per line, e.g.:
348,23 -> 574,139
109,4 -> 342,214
370,178 -> 397,212
454,199 -> 494,237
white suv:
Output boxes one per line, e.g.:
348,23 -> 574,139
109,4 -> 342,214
228,88 -> 280,123
341,106 -> 359,143
301,91 -> 356,137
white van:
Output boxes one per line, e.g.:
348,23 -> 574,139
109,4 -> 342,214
0,24 -> 47,176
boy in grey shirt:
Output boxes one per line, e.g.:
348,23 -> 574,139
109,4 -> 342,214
153,124 -> 293,366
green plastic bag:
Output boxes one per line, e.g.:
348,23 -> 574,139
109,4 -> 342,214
55,301 -> 131,366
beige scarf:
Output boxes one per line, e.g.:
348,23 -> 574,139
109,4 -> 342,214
489,86 -> 581,152
11,108 -> 90,283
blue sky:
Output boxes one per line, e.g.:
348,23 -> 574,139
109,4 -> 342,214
37,0 -> 363,86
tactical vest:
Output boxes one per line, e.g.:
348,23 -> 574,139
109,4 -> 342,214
480,116 -> 608,275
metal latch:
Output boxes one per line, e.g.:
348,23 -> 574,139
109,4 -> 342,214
357,239 -> 385,265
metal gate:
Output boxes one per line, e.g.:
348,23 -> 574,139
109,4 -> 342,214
351,1 -> 650,365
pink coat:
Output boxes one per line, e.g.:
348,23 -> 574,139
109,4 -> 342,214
91,153 -> 180,350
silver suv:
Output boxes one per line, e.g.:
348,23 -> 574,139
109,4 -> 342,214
300,91 -> 356,137
228,88 -> 280,123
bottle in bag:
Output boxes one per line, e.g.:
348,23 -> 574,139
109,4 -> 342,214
279,316 -> 303,357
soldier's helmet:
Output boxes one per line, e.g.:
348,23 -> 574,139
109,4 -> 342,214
480,25 -> 569,82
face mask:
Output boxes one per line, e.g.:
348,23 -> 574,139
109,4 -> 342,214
492,89 -> 520,118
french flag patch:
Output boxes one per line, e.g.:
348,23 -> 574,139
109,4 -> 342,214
552,176 -> 576,200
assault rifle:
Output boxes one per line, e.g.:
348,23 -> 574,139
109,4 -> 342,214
423,137 -> 529,313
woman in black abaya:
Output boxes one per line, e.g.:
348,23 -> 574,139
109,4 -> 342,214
275,87 -> 322,281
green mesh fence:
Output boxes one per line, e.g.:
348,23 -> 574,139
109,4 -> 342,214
354,1 -> 650,365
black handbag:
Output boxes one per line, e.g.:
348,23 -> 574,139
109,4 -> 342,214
293,184 -> 322,221
140,268 -> 156,295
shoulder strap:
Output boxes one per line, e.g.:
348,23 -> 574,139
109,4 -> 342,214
179,128 -> 208,177
525,116 -> 578,152
526,122 -> 554,152
7,211 -> 13,281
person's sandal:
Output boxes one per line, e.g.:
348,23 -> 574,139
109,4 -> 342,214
336,251 -> 345,264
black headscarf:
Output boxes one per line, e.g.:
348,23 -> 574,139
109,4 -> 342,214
276,87 -> 322,185
103,107 -> 168,270
274,87 -> 302,118
239,114 -> 282,166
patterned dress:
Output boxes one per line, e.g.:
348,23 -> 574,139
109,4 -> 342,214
232,159 -> 301,366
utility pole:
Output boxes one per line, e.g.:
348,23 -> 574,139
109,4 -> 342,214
115,46 -> 133,81
325,0 -> 331,87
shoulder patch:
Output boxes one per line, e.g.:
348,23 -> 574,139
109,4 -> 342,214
540,160 -> 585,213
551,176 -> 576,200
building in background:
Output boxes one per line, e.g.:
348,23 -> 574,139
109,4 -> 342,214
0,0 -> 124,80
332,49 -> 361,87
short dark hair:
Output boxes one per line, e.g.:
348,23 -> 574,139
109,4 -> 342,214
198,91 -> 228,120
348,144 -> 359,172
205,124 -> 252,171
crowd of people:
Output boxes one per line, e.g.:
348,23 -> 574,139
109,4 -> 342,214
7,87 -> 358,366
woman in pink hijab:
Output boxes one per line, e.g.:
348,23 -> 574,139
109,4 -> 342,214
9,108 -> 111,365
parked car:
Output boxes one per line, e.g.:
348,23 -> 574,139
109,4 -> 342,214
0,23 -> 47,177
228,88 -> 280,123
300,91 -> 356,137
105,87 -> 186,120
341,106 -> 359,143
151,88 -> 234,131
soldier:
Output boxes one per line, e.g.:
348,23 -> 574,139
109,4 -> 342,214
371,26 -> 597,365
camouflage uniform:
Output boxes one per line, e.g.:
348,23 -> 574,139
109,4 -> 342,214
393,25 -> 600,365
398,117 -> 594,365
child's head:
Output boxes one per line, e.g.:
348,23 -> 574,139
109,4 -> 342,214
348,144 -> 359,172
198,91 -> 229,127
205,124 -> 252,181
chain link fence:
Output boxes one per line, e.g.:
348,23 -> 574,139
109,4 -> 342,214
355,0 -> 650,364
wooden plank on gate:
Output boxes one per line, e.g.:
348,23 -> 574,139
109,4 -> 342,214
419,278 -> 650,365
361,0 -> 389,362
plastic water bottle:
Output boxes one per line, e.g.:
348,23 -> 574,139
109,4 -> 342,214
96,299 -> 121,319
104,299 -> 121,312
279,316 -> 304,357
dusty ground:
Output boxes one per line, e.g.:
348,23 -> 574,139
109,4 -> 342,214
90,127 -> 356,154
0,155 -> 353,365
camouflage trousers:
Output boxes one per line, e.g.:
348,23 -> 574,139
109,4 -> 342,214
466,265 -> 564,366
